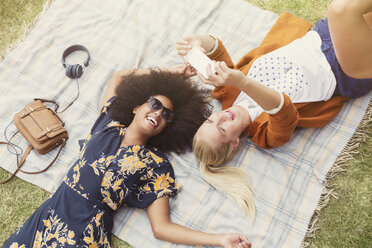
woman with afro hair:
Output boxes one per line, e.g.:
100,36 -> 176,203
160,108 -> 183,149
4,64 -> 252,248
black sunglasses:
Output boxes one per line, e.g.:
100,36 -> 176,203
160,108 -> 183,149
148,96 -> 174,123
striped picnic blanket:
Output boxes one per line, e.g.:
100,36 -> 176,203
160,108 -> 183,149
0,0 -> 370,247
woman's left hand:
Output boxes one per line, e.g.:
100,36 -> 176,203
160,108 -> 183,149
198,61 -> 246,87
167,63 -> 197,77
221,234 -> 251,248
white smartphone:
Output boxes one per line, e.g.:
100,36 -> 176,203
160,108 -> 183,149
184,47 -> 216,78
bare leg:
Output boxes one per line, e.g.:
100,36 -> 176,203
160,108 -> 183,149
327,0 -> 372,78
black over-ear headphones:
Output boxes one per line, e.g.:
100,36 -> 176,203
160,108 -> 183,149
61,45 -> 90,79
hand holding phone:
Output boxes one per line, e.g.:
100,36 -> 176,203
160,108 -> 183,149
184,47 -> 216,78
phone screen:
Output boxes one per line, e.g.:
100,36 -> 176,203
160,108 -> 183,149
184,47 -> 216,78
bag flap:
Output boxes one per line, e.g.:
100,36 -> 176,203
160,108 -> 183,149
18,100 -> 46,117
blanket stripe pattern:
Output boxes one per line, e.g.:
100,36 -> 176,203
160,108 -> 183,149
0,0 -> 370,247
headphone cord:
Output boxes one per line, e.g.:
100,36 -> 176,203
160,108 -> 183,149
56,78 -> 80,114
4,120 -> 23,156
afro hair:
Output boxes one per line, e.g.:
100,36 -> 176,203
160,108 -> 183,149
111,69 -> 211,153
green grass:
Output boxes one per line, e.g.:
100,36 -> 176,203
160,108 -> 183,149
0,174 -> 50,242
1,0 -> 371,247
306,126 -> 372,248
0,0 -> 46,55
0,0 -> 51,243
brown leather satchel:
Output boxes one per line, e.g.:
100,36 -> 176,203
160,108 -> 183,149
1,98 -> 68,184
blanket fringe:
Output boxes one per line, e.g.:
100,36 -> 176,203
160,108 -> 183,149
0,0 -> 56,62
301,97 -> 372,247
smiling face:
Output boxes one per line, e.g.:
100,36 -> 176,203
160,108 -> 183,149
131,94 -> 174,139
197,105 -> 251,149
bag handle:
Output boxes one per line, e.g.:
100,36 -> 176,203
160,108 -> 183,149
0,138 -> 66,184
47,108 -> 65,127
19,138 -> 66,174
34,98 -> 65,125
34,98 -> 60,112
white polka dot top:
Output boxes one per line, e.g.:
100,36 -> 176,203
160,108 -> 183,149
234,30 -> 337,122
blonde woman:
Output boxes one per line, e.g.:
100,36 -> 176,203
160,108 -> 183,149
176,0 -> 372,218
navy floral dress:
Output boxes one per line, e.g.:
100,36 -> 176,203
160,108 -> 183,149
4,97 -> 180,248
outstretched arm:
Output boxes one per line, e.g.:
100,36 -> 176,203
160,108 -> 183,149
146,197 -> 251,248
100,69 -> 141,110
177,35 -> 282,111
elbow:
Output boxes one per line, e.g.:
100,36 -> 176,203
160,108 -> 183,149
152,226 -> 162,239
109,70 -> 133,89
111,71 -> 125,81
108,72 -> 123,88
151,223 -> 168,240
112,69 -> 135,80
259,136 -> 289,149
111,71 -> 120,77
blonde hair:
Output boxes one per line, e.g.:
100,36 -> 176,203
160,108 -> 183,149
193,131 -> 256,220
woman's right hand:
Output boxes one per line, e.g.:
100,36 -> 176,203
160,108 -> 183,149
220,233 -> 252,248
176,34 -> 205,57
176,34 -> 217,57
